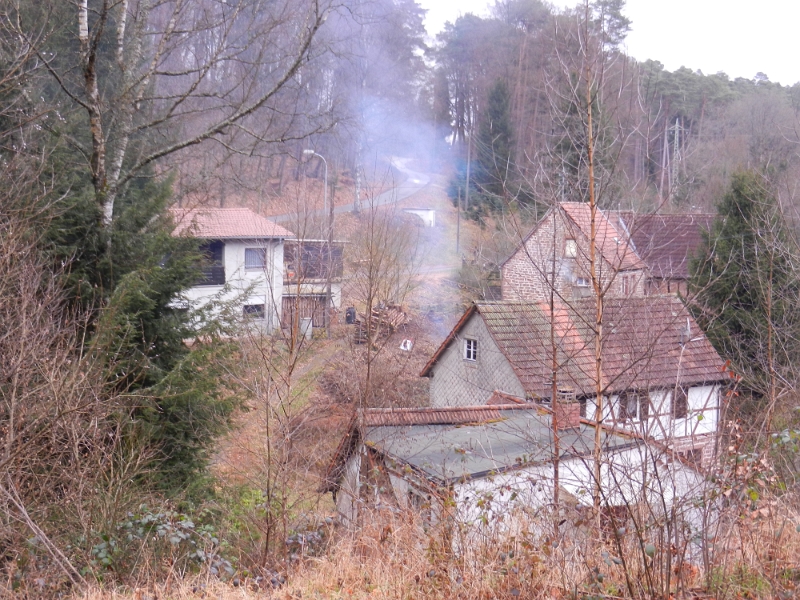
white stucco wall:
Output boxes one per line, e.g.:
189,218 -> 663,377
450,444 -> 708,546
183,238 -> 284,331
586,385 -> 719,441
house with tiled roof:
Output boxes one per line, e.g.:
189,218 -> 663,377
501,202 -> 714,301
171,207 -> 294,331
420,296 -> 726,468
501,202 -> 647,302
611,212 -> 714,296
322,403 -> 707,538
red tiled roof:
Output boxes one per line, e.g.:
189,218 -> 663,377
613,213 -> 714,280
486,390 -> 527,405
362,404 -> 536,427
560,202 -> 644,271
170,208 -> 295,239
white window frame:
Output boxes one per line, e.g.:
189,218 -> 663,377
244,247 -> 268,270
576,276 -> 590,287
618,392 -> 649,423
564,238 -> 578,258
464,338 -> 478,361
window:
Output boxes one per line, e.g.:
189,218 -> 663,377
243,304 -> 266,320
622,274 -> 633,296
672,386 -> 688,419
618,392 -> 649,422
576,277 -> 590,287
464,338 -> 478,361
245,248 -> 267,270
564,238 -> 577,258
198,241 -> 225,286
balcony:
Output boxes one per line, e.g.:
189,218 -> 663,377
197,265 -> 225,286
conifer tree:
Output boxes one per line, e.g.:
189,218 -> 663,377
476,78 -> 514,205
689,171 -> 799,420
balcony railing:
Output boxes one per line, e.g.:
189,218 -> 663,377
197,265 -> 225,286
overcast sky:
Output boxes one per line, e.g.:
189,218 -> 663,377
418,0 -> 800,86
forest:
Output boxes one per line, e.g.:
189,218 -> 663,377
1,0 -> 800,598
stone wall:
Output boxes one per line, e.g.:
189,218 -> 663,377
501,208 -> 645,302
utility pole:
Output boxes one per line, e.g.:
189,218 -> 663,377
465,129 -> 472,211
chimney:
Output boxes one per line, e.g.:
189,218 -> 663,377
554,386 -> 581,430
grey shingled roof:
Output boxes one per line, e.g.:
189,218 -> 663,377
363,406 -> 636,484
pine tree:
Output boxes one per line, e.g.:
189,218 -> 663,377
689,171 -> 799,415
476,78 -> 514,204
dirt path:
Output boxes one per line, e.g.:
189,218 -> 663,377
212,159 -> 465,488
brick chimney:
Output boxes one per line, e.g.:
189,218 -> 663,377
554,386 -> 582,430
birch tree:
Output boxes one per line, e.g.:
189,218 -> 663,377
5,0 -> 331,226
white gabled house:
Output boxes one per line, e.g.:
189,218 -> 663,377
171,207 -> 295,331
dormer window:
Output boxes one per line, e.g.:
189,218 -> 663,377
464,338 -> 478,361
564,239 -> 577,258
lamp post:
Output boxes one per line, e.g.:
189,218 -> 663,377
303,149 -> 332,338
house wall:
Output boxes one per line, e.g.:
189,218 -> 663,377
450,444 -> 707,543
647,277 -> 688,296
589,384 -> 720,467
428,313 -> 525,407
183,239 -> 284,331
502,209 -> 645,302
336,453 -> 362,526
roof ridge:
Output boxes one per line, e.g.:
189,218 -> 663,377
364,404 -> 534,414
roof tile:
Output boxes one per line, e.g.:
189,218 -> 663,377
444,296 -> 726,398
561,202 -> 644,271
170,208 -> 295,239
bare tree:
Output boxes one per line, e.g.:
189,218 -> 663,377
2,0 -> 333,226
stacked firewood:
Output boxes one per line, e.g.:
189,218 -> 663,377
353,304 -> 409,344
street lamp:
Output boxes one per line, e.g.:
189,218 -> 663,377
303,149 -> 327,216
303,148 -> 332,338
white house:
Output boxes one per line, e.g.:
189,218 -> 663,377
420,296 -> 726,468
323,404 -> 708,551
171,207 -> 294,331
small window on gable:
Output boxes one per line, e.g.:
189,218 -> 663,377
243,304 -> 266,320
622,274 -> 633,296
564,238 -> 578,258
464,338 -> 478,361
672,386 -> 688,419
245,248 -> 267,270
